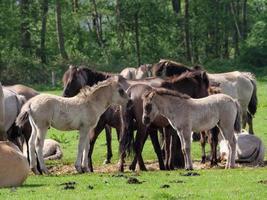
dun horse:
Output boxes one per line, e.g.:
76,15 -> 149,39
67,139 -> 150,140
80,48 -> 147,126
142,88 -> 241,169
16,77 -> 129,174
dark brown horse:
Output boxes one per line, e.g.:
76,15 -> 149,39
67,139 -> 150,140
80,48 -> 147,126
120,70 -> 210,171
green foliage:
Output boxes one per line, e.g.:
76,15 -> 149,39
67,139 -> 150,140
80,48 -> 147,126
0,0 -> 267,85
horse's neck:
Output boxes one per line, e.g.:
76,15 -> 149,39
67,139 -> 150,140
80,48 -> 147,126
85,86 -> 113,110
154,94 -> 185,118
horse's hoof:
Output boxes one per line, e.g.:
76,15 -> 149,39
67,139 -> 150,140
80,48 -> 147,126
139,166 -> 147,171
82,166 -> 90,173
185,167 -> 193,171
201,157 -> 206,164
103,159 -> 111,165
75,165 -> 83,173
31,167 -> 41,175
41,168 -> 50,175
129,165 -> 136,171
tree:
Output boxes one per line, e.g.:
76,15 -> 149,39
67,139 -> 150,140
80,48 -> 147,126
39,0 -> 49,63
55,0 -> 68,60
20,0 -> 31,53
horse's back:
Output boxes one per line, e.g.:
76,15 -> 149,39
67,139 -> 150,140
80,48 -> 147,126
5,84 -> 39,100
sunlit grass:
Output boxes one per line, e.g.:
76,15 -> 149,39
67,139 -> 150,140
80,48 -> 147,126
0,81 -> 266,199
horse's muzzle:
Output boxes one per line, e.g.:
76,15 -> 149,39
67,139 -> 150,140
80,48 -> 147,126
142,116 -> 150,125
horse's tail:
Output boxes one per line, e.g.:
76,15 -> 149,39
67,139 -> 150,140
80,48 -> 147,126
16,102 -> 31,128
234,100 -> 242,133
242,72 -> 258,116
0,82 -> 6,139
119,102 -> 135,156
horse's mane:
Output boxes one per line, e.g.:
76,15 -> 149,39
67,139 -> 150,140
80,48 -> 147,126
144,88 -> 190,100
79,66 -> 112,80
162,70 -> 209,89
62,65 -> 113,86
76,78 -> 114,99
158,59 -> 189,68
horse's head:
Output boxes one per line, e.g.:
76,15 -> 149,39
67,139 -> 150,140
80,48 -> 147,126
152,60 -> 191,77
110,76 -> 131,108
187,70 -> 209,98
62,65 -> 87,97
142,90 -> 158,126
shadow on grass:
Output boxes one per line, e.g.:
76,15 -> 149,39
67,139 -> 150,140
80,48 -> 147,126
21,184 -> 45,188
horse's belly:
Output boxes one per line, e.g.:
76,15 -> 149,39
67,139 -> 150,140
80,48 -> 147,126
51,118 -> 80,131
193,118 -> 218,132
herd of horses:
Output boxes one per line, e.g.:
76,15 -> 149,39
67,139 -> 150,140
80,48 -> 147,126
0,59 -> 264,185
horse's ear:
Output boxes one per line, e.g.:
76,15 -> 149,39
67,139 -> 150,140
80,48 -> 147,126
69,65 -> 75,70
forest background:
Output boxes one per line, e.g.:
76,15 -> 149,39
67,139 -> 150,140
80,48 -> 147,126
0,0 -> 266,87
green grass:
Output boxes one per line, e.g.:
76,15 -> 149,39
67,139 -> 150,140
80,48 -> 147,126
1,81 -> 267,199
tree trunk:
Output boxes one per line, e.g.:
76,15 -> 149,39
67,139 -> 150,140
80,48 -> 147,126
134,12 -> 141,66
184,0 -> 192,62
40,0 -> 49,64
91,0 -> 104,47
56,0 -> 68,60
72,0 -> 79,13
214,0 -> 220,58
20,0 -> 31,53
242,0 -> 247,39
172,0 -> 181,14
116,0 -> 124,49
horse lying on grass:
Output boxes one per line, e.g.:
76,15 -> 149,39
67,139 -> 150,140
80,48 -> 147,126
220,131 -> 265,166
16,77 -> 130,174
142,88 -> 241,169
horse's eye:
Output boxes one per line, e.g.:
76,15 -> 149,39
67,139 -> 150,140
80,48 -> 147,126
145,103 -> 152,113
118,88 -> 125,96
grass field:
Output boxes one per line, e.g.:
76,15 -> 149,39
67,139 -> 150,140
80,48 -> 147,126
0,81 -> 267,199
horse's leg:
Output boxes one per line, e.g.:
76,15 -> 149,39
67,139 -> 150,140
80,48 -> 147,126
169,127 -> 184,169
247,112 -> 254,135
28,116 -> 39,174
35,126 -> 49,174
241,109 -> 247,130
200,131 -> 206,164
219,125 -> 236,169
104,125 -> 112,164
210,126 -> 219,166
163,128 -> 171,170
88,129 -> 100,172
129,126 -> 148,171
81,129 -> 91,173
176,128 -> 193,170
149,128 -> 165,170
128,124 -> 143,171
75,127 -> 89,173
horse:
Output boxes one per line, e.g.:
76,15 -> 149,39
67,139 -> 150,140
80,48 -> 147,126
4,84 -> 39,149
220,131 -> 265,166
62,65 -> 124,169
16,76 -> 130,174
120,64 -> 152,80
152,59 -> 257,135
43,139 -> 63,160
0,83 -> 29,188
0,141 -> 29,187
120,70 -> 210,171
142,88 -> 241,169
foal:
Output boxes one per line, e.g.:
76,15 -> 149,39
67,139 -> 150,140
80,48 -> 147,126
142,88 -> 241,169
16,77 -> 129,174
